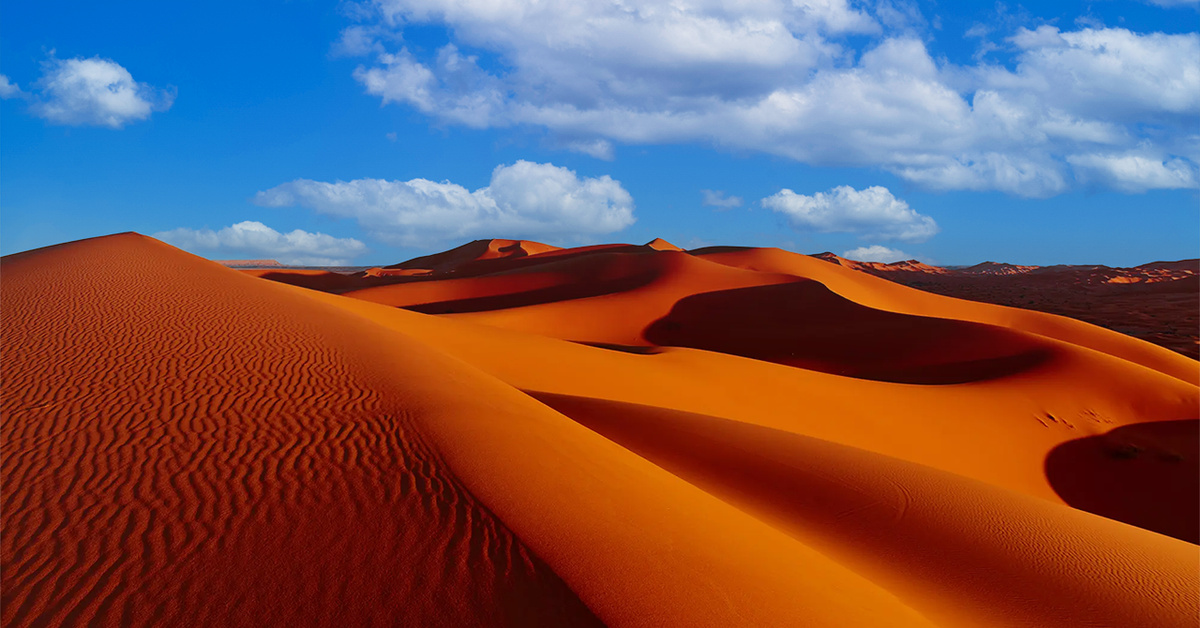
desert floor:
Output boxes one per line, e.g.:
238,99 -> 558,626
3,234 -> 1197,627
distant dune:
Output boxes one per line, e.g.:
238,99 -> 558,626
3,234 -> 1197,627
815,252 -> 1199,359
215,259 -> 284,268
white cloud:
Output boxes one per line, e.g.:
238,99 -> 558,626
332,25 -> 386,57
842,244 -> 910,263
762,185 -> 938,241
1067,152 -> 1199,192
701,189 -> 743,209
1141,0 -> 1199,7
890,152 -> 1070,198
994,27 -> 1200,122
345,2 -> 1200,196
255,160 -> 635,246
0,75 -> 24,99
28,56 -> 174,128
565,139 -> 615,160
355,45 -> 504,128
156,221 -> 368,266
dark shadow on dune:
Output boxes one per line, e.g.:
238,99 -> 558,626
686,245 -> 755,256
573,341 -> 663,355
643,281 -> 1055,384
1046,420 -> 1198,544
386,239 -> 534,272
256,271 -> 366,293
402,256 -> 663,314
525,390 -> 1152,627
335,245 -> 667,294
438,245 -> 650,280
391,242 -> 650,278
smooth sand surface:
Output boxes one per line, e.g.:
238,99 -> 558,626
3,234 -> 1197,627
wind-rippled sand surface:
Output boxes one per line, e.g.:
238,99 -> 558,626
3,234 -> 1197,627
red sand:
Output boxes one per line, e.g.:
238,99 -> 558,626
3,234 -> 1197,627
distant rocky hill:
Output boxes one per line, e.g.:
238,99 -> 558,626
816,253 -> 1199,359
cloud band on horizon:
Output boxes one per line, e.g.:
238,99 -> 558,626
156,221 -> 368,266
254,160 -> 636,246
763,185 -> 938,242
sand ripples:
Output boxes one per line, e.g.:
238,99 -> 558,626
1,235 -> 598,627
3,234 -> 1197,627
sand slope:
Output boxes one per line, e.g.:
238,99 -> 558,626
306,277 -> 1199,536
4,234 -> 1197,627
2,235 -> 598,627
696,247 -> 1198,384
812,252 -> 1199,359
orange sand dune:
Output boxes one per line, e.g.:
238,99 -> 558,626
695,247 -> 1199,384
344,248 -> 670,313
4,233 -> 1198,628
427,249 -> 802,344
240,268 -> 367,292
644,237 -> 682,251
386,238 -> 562,273
816,252 -> 1200,360
533,393 -> 1197,628
301,283 -> 1199,538
2,235 -> 598,627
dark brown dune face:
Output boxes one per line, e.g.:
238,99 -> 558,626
247,269 -> 367,292
394,253 -> 665,314
3,233 -> 1199,628
817,254 -> 1200,360
1046,420 -> 1199,544
385,238 -> 562,273
643,281 -> 1054,384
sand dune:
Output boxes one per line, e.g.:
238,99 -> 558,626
697,247 -> 1199,384
532,393 -> 1197,628
300,277 -> 1198,535
817,251 -> 1200,360
644,237 -> 682,251
386,238 -> 563,274
2,234 -> 599,627
3,233 -> 1197,627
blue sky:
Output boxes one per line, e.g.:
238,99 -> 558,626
2,0 -> 1197,266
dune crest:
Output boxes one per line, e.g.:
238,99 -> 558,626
644,237 -> 682,251
816,251 -> 1200,359
387,238 -> 562,274
1,233 -> 599,627
4,233 -> 1197,628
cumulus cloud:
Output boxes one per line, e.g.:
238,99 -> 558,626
1067,152 -> 1199,192
255,160 -> 635,246
0,75 -> 24,99
355,45 -> 504,128
701,189 -> 743,209
565,139 -> 615,160
842,245 -> 910,263
24,56 -> 174,128
762,185 -> 938,241
344,2 -> 1200,195
156,221 -> 368,266
995,27 -> 1199,122
332,25 -> 386,57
